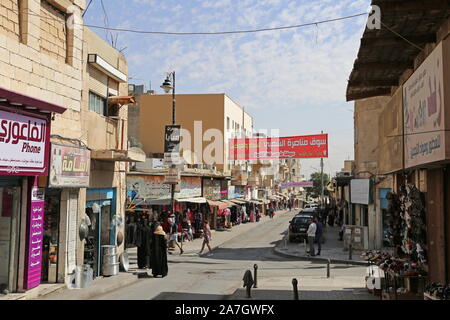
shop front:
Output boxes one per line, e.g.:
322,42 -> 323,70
44,143 -> 90,284
85,188 -> 117,278
0,87 -> 66,293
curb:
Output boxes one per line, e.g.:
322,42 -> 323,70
272,241 -> 368,266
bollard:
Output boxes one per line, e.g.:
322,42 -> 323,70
292,278 -> 299,300
284,237 -> 288,249
327,259 -> 331,278
253,264 -> 258,288
348,244 -> 353,260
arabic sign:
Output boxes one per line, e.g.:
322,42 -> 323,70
350,179 -> 372,205
24,184 -> 45,290
127,175 -> 201,199
0,110 -> 50,176
228,134 -> 328,160
202,178 -> 222,200
404,40 -> 446,168
164,167 -> 180,184
49,144 -> 91,187
280,181 -> 314,188
164,125 -> 181,153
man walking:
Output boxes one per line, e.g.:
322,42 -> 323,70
314,217 -> 323,256
306,218 -> 317,256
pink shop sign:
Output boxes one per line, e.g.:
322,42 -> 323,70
0,110 -> 50,176
24,185 -> 45,290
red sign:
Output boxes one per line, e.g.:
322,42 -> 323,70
228,134 -> 328,160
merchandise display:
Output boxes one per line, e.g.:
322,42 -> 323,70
360,184 -> 428,300
424,283 -> 450,300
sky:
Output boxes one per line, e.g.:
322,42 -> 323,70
84,0 -> 371,178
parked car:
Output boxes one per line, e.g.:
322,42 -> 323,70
288,215 -> 313,242
298,207 -> 318,217
304,203 -> 319,209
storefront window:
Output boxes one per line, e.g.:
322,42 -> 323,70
0,184 -> 21,292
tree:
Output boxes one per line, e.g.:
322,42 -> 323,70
307,172 -> 330,199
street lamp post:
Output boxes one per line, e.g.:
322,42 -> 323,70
161,71 -> 177,219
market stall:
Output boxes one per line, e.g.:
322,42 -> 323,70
361,184 -> 429,300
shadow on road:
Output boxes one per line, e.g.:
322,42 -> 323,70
153,287 -> 377,300
201,247 -> 286,261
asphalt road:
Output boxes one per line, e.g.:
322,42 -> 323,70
91,211 -> 375,300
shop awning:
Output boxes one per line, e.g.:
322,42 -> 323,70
0,87 -> 66,114
176,197 -> 207,203
221,200 -> 237,207
230,199 -> 246,204
207,200 -> 228,210
108,96 -> 135,105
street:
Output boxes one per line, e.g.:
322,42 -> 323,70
43,211 -> 375,300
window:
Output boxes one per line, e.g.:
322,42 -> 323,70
227,117 -> 230,130
89,91 -> 106,115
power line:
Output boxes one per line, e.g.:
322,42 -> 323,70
82,0 -> 93,18
82,12 -> 368,35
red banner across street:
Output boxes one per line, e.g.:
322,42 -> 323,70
228,134 -> 328,160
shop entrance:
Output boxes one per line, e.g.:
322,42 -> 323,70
41,189 -> 61,283
85,188 -> 116,278
0,177 -> 22,293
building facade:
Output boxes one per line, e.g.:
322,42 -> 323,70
0,0 -> 141,293
347,6 -> 450,283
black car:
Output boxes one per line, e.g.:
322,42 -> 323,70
288,215 -> 313,242
298,208 -> 318,217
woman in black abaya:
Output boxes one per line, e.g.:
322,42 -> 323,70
151,226 -> 168,278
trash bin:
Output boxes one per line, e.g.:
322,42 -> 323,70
74,264 -> 93,289
102,245 -> 119,276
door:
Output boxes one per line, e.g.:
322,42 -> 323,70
0,183 -> 21,293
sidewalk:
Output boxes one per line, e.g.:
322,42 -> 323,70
2,209 -> 291,300
273,224 -> 367,266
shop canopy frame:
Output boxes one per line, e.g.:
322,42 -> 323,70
346,0 -> 450,101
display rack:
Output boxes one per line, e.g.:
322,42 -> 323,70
381,270 -> 426,300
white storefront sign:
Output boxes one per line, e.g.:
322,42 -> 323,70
350,179 -> 371,205
403,40 -> 447,168
0,110 -> 49,175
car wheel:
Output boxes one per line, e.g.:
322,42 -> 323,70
289,237 -> 294,243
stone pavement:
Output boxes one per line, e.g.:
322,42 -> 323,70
6,209 -> 291,300
274,224 -> 367,265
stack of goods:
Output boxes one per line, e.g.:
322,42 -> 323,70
424,283 -> 450,300
361,251 -> 426,277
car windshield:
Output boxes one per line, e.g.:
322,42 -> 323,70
292,217 -> 310,225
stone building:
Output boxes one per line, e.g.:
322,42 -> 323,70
0,0 -> 141,294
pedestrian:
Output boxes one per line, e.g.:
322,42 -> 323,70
169,217 -> 184,255
306,218 -> 317,256
314,217 -> 323,256
198,220 -> 213,256
288,201 -> 292,211
269,205 -> 274,219
151,226 -> 168,278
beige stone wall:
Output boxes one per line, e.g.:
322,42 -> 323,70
378,87 -> 403,174
354,96 -> 390,177
40,0 -> 67,64
0,0 -> 20,41
0,0 -> 84,138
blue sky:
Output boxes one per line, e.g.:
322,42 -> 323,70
84,0 -> 371,177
